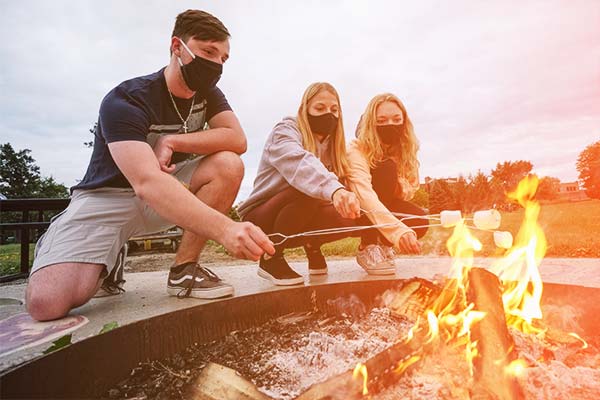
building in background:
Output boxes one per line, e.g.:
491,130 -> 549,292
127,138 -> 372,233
558,181 -> 589,201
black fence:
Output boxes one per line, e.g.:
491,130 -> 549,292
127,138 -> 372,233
0,198 -> 70,282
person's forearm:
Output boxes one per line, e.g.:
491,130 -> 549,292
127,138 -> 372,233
136,171 -> 233,240
166,128 -> 247,155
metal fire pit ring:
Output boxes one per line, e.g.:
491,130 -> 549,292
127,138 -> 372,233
1,279 -> 599,399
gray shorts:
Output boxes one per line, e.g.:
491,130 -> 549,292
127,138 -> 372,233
31,157 -> 202,276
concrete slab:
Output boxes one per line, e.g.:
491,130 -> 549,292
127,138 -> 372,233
1,256 -> 599,374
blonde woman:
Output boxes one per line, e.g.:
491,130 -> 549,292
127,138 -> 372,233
238,82 -> 360,285
347,93 -> 427,274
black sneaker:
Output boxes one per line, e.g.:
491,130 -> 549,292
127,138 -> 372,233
258,254 -> 304,286
167,262 -> 234,299
95,244 -> 127,298
305,245 -> 328,275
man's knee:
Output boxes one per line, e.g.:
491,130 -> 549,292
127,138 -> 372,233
26,286 -> 71,322
207,151 -> 244,182
26,263 -> 103,321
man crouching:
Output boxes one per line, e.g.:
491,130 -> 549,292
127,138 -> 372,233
26,9 -> 274,321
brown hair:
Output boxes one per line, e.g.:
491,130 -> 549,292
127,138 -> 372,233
172,10 -> 230,42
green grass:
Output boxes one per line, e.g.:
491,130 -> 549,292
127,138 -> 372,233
0,243 -> 35,276
286,199 -> 600,259
2,200 -> 598,277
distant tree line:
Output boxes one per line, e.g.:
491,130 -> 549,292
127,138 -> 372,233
415,160 -> 561,214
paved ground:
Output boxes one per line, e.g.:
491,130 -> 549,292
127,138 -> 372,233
1,256 -> 599,373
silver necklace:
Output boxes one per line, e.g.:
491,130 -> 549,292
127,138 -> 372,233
168,90 -> 195,133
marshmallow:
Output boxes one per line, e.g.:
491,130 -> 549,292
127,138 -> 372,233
494,231 -> 513,249
473,209 -> 502,230
440,210 -> 462,228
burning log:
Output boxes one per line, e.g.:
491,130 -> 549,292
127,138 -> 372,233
297,269 -> 529,400
466,268 -> 525,400
187,362 -> 273,400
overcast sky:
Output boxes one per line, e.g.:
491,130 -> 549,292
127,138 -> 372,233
1,1 -> 599,201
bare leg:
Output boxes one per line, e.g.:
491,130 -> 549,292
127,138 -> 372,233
26,262 -> 105,321
174,151 -> 244,265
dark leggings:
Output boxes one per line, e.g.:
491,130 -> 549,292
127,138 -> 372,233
244,160 -> 427,252
360,159 -> 428,246
243,187 -> 356,252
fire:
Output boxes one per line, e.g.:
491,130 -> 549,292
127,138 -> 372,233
352,362 -> 369,395
491,175 -> 546,334
504,359 -> 528,378
568,332 -> 589,349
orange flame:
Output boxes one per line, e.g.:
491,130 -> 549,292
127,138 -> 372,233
568,332 -> 589,349
491,175 -> 546,334
504,359 -> 528,378
352,362 -> 369,395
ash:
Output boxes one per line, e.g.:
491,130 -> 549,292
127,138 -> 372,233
254,305 -> 412,399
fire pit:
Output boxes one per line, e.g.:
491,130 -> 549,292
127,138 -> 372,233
2,176 -> 599,399
1,278 -> 599,399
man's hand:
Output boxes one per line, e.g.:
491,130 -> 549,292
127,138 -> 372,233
332,189 -> 361,219
154,135 -> 176,173
397,231 -> 421,255
221,221 -> 275,261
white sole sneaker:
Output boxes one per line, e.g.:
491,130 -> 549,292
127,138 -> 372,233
257,268 -> 304,286
308,267 -> 328,276
167,285 -> 234,299
365,267 -> 396,275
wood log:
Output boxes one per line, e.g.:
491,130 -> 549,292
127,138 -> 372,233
187,362 -> 273,400
466,268 -> 524,400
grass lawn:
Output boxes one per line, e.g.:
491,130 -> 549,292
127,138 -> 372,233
287,199 -> 600,259
0,243 -> 34,276
1,199 -> 598,278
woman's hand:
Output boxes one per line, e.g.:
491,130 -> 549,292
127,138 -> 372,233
397,230 -> 421,255
332,189 -> 361,219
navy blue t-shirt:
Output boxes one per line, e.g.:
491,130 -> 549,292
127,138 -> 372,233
72,68 -> 232,192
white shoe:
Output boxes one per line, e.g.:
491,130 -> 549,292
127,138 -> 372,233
380,245 -> 397,265
356,244 -> 396,275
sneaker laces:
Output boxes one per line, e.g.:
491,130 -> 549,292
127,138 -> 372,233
197,265 -> 221,282
176,264 -> 221,299
366,245 -> 386,264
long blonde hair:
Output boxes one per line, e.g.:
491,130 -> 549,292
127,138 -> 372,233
296,82 -> 349,181
356,93 -> 420,184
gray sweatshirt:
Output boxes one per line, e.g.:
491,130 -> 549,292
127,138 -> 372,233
238,116 -> 344,218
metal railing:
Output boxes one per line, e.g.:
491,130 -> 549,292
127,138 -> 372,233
0,198 -> 70,282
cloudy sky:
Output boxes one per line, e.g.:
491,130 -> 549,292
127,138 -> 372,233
1,1 -> 599,201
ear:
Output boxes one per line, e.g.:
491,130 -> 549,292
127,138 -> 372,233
170,37 -> 182,57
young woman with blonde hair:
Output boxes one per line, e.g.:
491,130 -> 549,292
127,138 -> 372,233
347,93 -> 428,274
238,82 -> 360,285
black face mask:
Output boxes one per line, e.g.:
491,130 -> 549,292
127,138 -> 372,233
178,38 -> 222,93
308,113 -> 338,137
376,124 -> 402,145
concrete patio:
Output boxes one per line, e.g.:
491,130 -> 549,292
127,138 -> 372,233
1,256 -> 599,374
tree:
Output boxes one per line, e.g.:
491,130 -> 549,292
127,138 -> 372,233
536,176 -> 560,201
84,122 -> 97,148
576,140 -> 600,199
412,186 -> 429,210
491,160 -> 533,210
451,175 -> 468,211
0,143 -> 68,199
428,179 -> 455,213
465,171 -> 493,213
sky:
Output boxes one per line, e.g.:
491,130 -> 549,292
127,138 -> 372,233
1,0 -> 599,201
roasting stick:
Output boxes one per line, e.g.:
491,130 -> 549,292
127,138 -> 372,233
266,208 -> 512,248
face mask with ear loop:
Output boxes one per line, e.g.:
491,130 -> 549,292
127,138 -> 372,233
177,38 -> 222,93
376,124 -> 403,145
